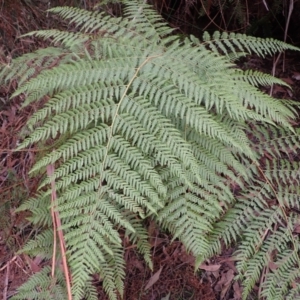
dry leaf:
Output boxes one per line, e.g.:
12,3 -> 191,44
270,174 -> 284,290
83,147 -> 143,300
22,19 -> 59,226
220,269 -> 235,299
160,292 -> 170,300
129,258 -> 144,273
199,264 -> 221,272
144,266 -> 163,290
268,261 -> 278,271
272,85 -> 287,94
292,72 -> 300,80
224,260 -> 237,273
293,224 -> 300,233
281,77 -> 294,85
233,281 -> 242,299
24,254 -> 42,273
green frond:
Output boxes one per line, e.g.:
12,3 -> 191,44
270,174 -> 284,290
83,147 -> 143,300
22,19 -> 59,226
56,9 -> 123,42
250,124 -> 300,158
260,248 -> 300,300
232,69 -> 291,88
202,30 -> 300,58
23,29 -> 89,50
241,227 -> 299,300
20,229 -> 54,259
124,1 -> 174,39
123,210 -> 153,268
286,284 -> 300,300
0,47 -> 67,86
30,125 -> 110,173
11,267 -> 66,300
15,193 -> 52,227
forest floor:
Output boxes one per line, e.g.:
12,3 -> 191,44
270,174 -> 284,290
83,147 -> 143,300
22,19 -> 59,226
1,1 -> 300,299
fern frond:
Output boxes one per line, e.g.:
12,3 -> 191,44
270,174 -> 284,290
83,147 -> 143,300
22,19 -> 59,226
0,47 -> 73,87
249,124 -> 300,158
6,1 -> 300,299
15,193 -> 52,227
20,228 -> 54,259
260,246 -> 300,300
23,29 -> 90,50
202,31 -> 300,58
232,69 -> 291,87
11,267 -> 66,300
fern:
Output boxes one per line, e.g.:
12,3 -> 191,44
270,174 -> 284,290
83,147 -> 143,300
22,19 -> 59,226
10,266 -> 67,300
1,1 -> 300,299
204,124 -> 300,299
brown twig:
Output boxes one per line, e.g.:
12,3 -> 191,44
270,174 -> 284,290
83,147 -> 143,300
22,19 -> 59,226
2,259 -> 10,300
0,256 -> 17,272
270,0 -> 294,95
47,163 -> 72,300
282,0 -> 294,72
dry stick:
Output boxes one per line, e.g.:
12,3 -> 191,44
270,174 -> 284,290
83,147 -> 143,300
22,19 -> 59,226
262,0 -> 269,11
270,54 -> 282,96
200,0 -> 226,31
201,0 -> 248,32
48,165 -> 57,279
245,0 -> 249,29
258,265 -> 268,298
3,261 -> 9,300
47,163 -> 72,300
282,0 -> 294,72
218,0 -> 227,31
0,256 -> 17,272
270,0 -> 294,95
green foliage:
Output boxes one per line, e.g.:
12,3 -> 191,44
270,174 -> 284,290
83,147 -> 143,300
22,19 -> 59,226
11,266 -> 67,300
1,1 -> 300,299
